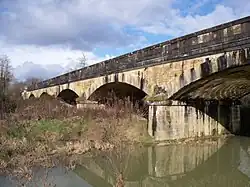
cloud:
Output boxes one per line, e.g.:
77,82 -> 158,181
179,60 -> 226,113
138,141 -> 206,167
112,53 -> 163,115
0,0 -> 148,50
1,0 -> 248,49
12,53 -> 114,81
136,2 -> 249,36
0,0 -> 248,81
0,43 -> 113,81
13,61 -> 65,81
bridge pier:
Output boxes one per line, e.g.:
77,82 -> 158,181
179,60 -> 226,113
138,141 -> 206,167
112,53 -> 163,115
147,101 -> 241,141
76,96 -> 105,109
76,100 -> 99,109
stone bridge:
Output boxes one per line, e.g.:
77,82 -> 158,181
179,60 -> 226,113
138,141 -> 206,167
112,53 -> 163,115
22,16 -> 250,141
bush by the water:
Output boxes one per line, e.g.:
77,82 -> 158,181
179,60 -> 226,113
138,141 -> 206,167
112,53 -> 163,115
0,97 -> 149,180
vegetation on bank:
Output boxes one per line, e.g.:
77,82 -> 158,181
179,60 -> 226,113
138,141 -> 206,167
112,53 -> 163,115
0,53 -> 152,186
0,97 -> 150,180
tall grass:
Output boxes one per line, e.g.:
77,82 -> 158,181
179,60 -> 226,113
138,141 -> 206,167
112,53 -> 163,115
0,96 -> 149,183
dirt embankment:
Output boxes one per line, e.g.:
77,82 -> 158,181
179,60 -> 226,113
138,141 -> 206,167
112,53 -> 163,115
0,97 -> 150,179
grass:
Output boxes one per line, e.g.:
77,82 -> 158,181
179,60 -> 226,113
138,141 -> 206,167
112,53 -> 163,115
0,97 -> 150,181
31,119 -> 67,133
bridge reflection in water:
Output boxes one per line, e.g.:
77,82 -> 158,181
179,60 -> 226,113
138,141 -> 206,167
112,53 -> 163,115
74,137 -> 250,187
1,137 -> 250,186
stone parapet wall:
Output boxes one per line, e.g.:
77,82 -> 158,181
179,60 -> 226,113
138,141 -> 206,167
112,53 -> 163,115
27,16 -> 250,91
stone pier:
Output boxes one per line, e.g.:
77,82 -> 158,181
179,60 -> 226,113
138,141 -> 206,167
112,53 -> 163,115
147,101 -> 241,141
76,97 -> 105,109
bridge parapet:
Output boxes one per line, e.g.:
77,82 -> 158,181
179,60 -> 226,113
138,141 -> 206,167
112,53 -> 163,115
27,16 -> 250,91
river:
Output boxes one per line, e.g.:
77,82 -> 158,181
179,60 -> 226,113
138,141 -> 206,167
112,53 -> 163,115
1,136 -> 250,187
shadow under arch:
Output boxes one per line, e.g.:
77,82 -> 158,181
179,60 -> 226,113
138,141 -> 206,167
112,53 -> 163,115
40,92 -> 53,100
170,64 -> 250,101
238,93 -> 250,136
88,82 -> 147,106
29,94 -> 35,99
167,64 -> 250,136
57,89 -> 79,105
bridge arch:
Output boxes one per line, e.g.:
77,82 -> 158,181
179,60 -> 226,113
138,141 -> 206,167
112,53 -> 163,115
84,72 -> 149,101
57,89 -> 79,105
29,93 -> 35,99
144,49 -> 250,139
40,92 -> 53,99
87,81 -> 147,105
170,64 -> 250,101
166,49 -> 250,101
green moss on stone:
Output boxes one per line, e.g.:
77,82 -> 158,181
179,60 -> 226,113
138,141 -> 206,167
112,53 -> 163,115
144,94 -> 168,102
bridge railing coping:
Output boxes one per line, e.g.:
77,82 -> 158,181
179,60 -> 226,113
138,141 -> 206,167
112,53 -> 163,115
28,16 -> 250,91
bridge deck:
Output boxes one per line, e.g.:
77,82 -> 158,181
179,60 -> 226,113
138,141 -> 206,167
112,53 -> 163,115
27,16 -> 250,91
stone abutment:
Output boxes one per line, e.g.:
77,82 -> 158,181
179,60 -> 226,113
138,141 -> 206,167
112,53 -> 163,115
147,101 -> 241,141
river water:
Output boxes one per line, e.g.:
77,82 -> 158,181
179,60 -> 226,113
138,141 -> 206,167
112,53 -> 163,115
1,137 -> 250,187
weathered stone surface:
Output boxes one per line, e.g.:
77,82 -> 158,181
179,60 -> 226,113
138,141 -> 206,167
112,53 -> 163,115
23,16 -> 250,102
22,47 -> 250,102
76,100 -> 104,110
25,16 -> 250,92
148,103 -> 240,141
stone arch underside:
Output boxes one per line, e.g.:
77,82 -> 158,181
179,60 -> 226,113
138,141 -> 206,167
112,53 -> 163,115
29,93 -> 35,99
57,89 -> 79,105
84,71 -> 149,101
164,63 -> 250,137
166,48 -> 250,101
170,64 -> 250,101
40,92 -> 53,99
87,82 -> 147,105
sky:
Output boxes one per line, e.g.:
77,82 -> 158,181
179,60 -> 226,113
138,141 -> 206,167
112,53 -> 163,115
0,0 -> 249,81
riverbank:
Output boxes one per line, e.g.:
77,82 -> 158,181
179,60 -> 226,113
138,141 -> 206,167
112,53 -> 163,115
0,98 -> 150,180
0,97 -> 234,185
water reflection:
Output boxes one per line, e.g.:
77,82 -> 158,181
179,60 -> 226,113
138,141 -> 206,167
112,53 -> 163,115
0,166 -> 91,187
1,137 -> 250,186
75,137 -> 250,187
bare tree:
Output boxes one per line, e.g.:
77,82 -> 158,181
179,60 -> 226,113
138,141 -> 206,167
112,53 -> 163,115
0,55 -> 13,118
25,77 -> 42,86
9,80 -> 26,99
0,55 -> 12,94
67,52 -> 88,72
77,52 -> 87,68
